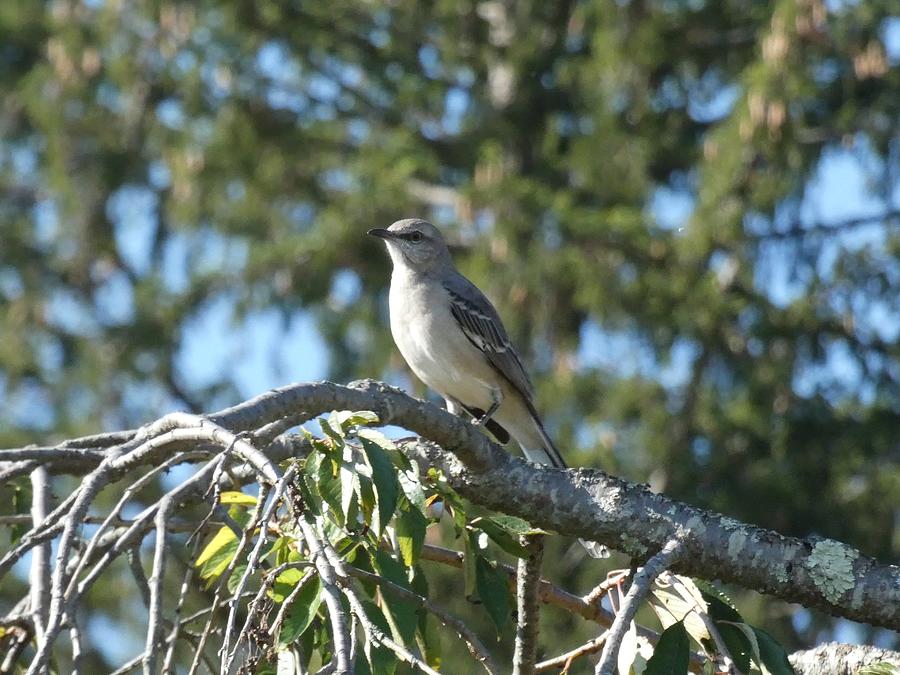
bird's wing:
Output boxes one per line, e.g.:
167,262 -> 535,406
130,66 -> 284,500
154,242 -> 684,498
442,274 -> 535,401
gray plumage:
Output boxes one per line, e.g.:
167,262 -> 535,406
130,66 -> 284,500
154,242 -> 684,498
369,218 -> 607,558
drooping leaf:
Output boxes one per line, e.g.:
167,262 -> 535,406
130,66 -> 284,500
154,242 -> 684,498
644,621 -> 690,675
700,585 -> 743,623
276,647 -> 301,675
716,621 -> 755,673
340,444 -> 358,525
396,502 -> 428,566
279,576 -> 323,645
618,620 -> 648,675
360,599 -> 398,675
334,410 -> 380,431
317,454 -> 344,526
475,555 -> 510,634
648,573 -> 711,646
196,525 -> 238,582
372,550 -> 418,645
319,415 -> 344,443
357,428 -> 413,471
360,436 -> 399,534
752,626 -> 796,675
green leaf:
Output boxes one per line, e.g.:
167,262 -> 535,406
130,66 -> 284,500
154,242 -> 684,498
372,551 -> 418,646
396,502 -> 428,566
317,454 -> 344,526
219,490 -> 258,505
269,567 -> 306,603
416,613 -> 442,671
700,586 -> 743,623
357,473 -> 376,530
722,621 -> 762,665
340,444 -> 358,525
716,621 -> 754,673
279,576 -> 323,645
360,436 -> 400,535
195,525 -> 238,582
489,514 -> 546,536
463,531 -> 478,599
644,621 -> 690,675
335,410 -> 380,430
319,416 -> 344,443
470,517 -> 530,558
360,600 -> 398,675
358,428 -> 412,471
752,627 -> 796,675
475,555 -> 510,633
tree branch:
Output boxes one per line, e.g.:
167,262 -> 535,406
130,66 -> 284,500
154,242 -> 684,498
596,538 -> 685,675
3,379 -> 898,638
789,642 -> 899,675
513,534 -> 545,675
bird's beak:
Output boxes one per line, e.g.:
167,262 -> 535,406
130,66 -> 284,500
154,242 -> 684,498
367,228 -> 394,240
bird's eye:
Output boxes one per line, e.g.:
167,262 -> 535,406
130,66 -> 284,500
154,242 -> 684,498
409,231 -> 423,243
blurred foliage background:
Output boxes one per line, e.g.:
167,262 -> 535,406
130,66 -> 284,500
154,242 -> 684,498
1,0 -> 898,670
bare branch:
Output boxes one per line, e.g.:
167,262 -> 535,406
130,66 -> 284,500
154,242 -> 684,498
29,467 -> 51,646
536,632 -> 608,672
513,534 -> 545,675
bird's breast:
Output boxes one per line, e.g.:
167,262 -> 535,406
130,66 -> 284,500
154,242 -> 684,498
388,274 -> 494,407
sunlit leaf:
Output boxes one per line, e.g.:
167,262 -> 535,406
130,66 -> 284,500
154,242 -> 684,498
396,502 -> 428,566
360,436 -> 399,535
470,516 -> 530,558
195,525 -> 237,578
648,573 -> 711,646
269,567 -> 306,603
219,490 -> 258,505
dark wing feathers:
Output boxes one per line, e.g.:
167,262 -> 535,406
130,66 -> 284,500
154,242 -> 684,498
443,276 -> 535,401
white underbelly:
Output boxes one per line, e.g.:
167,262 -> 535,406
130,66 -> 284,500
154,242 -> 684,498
389,283 -> 495,409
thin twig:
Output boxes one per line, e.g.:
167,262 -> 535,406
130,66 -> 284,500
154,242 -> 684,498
344,566 -> 499,675
29,467 -> 51,647
536,631 -> 608,672
596,538 -> 685,675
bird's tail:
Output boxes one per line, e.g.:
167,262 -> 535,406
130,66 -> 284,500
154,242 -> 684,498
522,402 -> 610,559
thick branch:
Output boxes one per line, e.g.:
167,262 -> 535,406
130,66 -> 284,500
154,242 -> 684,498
788,642 -> 899,675
3,380 -> 898,631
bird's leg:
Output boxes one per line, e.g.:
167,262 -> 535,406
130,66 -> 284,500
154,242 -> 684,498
444,396 -> 464,416
472,387 -> 503,427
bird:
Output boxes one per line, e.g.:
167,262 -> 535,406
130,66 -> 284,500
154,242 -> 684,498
368,218 -> 607,558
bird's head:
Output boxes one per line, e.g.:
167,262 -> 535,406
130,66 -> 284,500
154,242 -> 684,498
368,218 -> 452,274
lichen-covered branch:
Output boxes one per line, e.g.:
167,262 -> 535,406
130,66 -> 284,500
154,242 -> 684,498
2,378 -> 898,653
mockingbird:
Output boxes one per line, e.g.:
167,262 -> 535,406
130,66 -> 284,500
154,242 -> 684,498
369,218 -> 606,557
